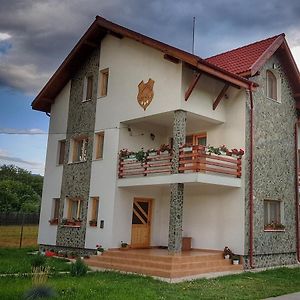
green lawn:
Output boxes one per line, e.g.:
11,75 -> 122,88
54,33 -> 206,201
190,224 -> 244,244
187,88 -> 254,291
0,266 -> 300,299
0,247 -> 70,274
0,248 -> 299,299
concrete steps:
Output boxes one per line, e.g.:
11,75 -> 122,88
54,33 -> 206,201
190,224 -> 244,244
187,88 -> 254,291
85,249 -> 243,279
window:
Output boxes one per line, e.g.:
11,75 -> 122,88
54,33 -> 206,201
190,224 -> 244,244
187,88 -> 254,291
67,198 -> 82,220
49,198 -> 60,225
264,200 -> 284,230
71,137 -> 88,162
83,75 -> 93,101
58,140 -> 66,165
89,197 -> 99,226
266,70 -> 281,102
95,132 -> 104,159
99,68 -> 109,97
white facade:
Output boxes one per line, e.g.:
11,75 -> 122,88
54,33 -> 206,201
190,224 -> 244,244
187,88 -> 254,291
39,33 -> 247,255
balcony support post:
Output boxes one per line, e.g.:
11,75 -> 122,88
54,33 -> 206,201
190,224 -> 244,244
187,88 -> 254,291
168,110 -> 186,254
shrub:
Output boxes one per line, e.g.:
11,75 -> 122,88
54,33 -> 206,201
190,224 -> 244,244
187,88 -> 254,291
31,252 -> 46,268
23,285 -> 56,299
70,258 -> 88,277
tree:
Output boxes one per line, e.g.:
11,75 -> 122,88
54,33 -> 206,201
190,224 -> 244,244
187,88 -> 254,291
0,165 -> 43,196
0,166 -> 43,213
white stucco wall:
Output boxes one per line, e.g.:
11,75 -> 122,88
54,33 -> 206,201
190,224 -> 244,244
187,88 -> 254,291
38,81 -> 70,245
94,35 -> 183,131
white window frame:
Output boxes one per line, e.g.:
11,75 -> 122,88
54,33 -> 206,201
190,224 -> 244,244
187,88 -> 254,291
266,69 -> 281,103
82,74 -> 93,102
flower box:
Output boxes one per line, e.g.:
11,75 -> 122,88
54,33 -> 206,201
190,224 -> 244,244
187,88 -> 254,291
49,218 -> 58,225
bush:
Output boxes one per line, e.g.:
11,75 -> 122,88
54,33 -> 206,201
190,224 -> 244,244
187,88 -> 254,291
23,285 -> 56,299
70,258 -> 88,277
31,252 -> 46,268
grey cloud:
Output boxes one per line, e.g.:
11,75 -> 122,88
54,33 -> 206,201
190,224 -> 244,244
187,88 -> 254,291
0,0 -> 300,94
0,154 -> 41,166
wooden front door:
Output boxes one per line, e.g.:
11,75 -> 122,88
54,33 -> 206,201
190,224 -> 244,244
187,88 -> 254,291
131,198 -> 152,248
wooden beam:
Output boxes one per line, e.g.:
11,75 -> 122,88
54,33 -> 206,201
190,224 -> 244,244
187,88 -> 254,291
164,54 -> 179,64
185,72 -> 202,101
108,30 -> 124,39
84,40 -> 98,48
42,97 -> 54,104
294,93 -> 300,98
213,83 -> 230,110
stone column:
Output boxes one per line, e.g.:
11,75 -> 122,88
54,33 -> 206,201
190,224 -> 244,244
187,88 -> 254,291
168,110 -> 186,253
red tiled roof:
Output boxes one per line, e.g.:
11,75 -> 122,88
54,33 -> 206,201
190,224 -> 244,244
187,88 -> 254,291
206,34 -> 284,75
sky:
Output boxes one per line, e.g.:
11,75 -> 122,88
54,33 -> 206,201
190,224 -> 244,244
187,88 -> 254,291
0,0 -> 300,175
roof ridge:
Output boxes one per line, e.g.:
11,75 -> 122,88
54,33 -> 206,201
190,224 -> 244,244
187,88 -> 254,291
206,33 -> 285,60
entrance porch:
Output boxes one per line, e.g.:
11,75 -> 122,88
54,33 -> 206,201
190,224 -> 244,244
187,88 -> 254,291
85,248 -> 243,281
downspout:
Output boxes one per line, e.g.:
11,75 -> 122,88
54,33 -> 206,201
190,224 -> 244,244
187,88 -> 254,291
249,84 -> 254,268
295,120 -> 300,263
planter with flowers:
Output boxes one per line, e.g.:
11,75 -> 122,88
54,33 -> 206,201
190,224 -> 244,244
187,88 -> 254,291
264,222 -> 285,231
120,241 -> 129,250
96,244 -> 104,255
89,219 -> 97,227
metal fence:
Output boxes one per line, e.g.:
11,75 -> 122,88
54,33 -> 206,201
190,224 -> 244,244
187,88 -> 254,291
0,212 -> 40,225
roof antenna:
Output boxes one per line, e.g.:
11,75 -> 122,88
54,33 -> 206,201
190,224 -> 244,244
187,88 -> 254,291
192,16 -> 196,54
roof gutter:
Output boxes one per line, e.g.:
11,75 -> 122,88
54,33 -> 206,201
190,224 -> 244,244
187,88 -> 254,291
295,120 -> 300,263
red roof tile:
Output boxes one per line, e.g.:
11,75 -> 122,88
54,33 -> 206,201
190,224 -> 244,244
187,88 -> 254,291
206,34 -> 284,75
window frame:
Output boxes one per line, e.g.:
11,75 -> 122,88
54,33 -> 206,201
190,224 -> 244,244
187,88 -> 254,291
263,199 -> 285,231
95,132 -> 105,160
66,198 -> 82,221
57,140 -> 66,165
98,68 -> 109,98
82,74 -> 94,102
89,197 -> 99,227
70,136 -> 88,163
49,198 -> 60,225
266,69 -> 281,103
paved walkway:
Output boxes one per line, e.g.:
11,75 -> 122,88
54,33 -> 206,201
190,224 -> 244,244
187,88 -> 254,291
264,292 -> 300,299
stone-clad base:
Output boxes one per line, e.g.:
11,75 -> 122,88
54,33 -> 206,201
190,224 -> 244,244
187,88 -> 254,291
243,252 -> 298,269
39,244 -> 96,256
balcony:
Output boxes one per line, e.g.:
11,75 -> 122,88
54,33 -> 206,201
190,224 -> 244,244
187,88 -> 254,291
118,145 -> 243,188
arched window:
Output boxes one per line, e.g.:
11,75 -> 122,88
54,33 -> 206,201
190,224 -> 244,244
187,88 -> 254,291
267,70 -> 277,101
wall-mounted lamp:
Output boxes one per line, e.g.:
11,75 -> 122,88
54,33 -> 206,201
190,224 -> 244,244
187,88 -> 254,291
150,133 -> 155,141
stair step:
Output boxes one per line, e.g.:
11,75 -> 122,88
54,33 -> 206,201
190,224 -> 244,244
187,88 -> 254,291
88,255 -> 234,270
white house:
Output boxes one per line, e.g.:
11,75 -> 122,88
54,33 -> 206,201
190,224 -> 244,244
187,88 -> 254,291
32,16 -> 300,279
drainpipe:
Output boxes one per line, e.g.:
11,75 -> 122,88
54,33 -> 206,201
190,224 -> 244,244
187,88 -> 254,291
295,120 -> 300,263
249,84 -> 254,269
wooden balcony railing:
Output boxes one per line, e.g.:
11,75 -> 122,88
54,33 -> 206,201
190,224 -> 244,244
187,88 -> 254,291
118,145 -> 242,179
119,150 -> 172,178
179,145 -> 241,178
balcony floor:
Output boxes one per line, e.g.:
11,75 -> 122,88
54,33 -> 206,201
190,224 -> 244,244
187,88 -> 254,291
117,172 -> 241,188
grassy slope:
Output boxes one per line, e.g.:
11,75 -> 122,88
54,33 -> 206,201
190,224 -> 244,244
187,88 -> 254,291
0,268 -> 299,300
0,248 -> 70,274
0,225 -> 38,248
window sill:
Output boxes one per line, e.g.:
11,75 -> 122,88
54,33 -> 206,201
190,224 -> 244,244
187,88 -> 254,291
97,95 -> 107,99
61,225 -> 81,228
68,160 -> 87,165
266,96 -> 281,103
93,158 -> 103,162
264,229 -> 285,232
82,98 -> 92,103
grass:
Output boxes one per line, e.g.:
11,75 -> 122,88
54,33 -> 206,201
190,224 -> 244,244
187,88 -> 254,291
0,247 -> 70,274
0,225 -> 38,248
0,267 -> 299,299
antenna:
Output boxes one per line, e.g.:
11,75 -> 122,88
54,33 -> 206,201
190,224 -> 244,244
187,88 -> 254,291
192,17 -> 196,54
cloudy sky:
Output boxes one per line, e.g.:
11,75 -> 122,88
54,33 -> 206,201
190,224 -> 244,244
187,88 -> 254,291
1,0 -> 300,174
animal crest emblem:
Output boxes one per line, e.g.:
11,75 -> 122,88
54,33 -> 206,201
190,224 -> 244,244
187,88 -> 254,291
137,78 -> 155,111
